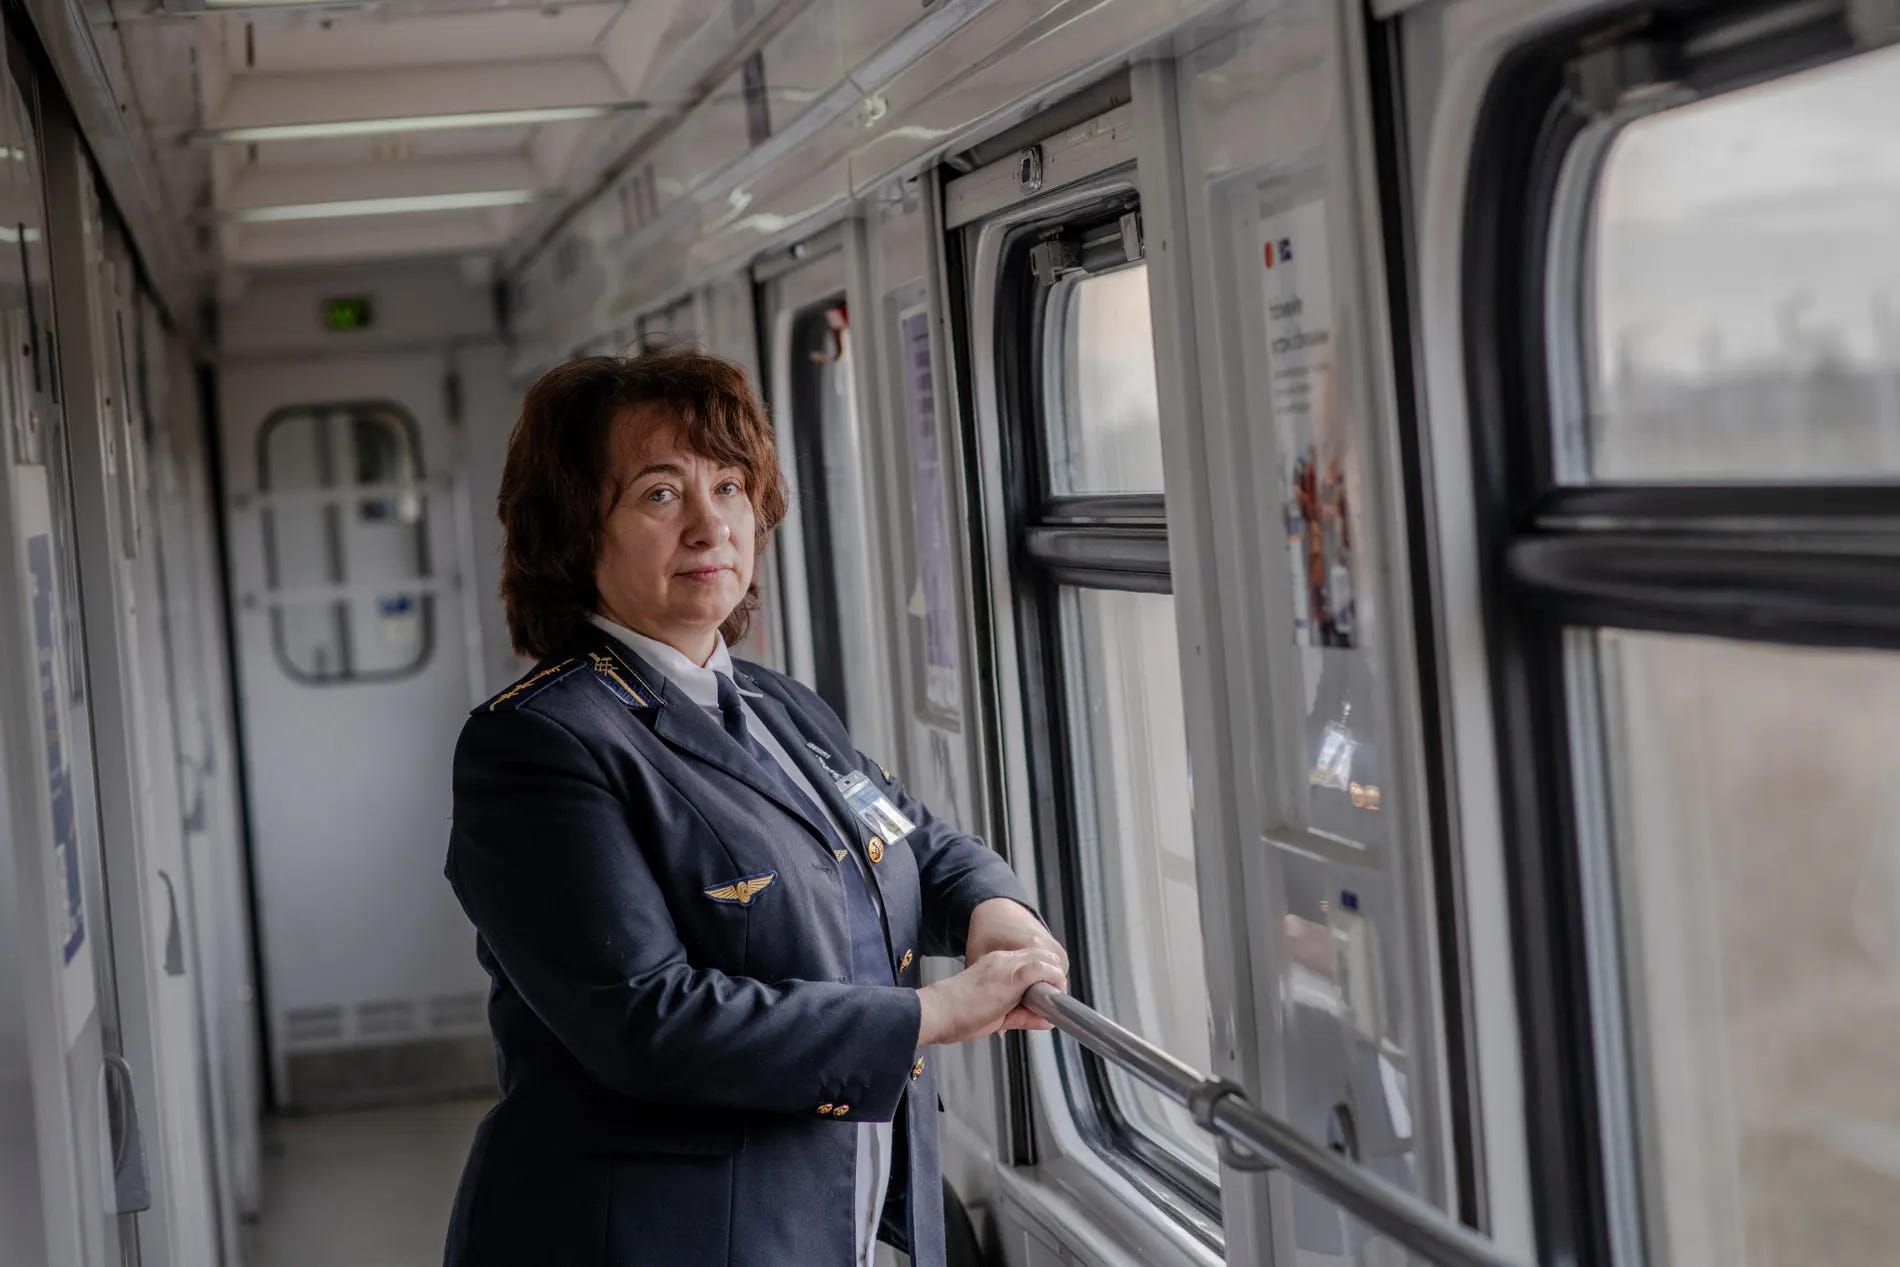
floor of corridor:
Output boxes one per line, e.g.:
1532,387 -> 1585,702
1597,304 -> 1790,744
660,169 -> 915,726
244,1096 -> 491,1267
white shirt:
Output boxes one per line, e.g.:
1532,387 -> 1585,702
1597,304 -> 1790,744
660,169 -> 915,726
588,615 -> 895,1266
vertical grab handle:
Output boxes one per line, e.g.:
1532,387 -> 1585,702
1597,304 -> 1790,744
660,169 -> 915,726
100,1053 -> 151,1214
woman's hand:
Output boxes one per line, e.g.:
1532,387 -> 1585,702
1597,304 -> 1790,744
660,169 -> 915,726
964,898 -> 1068,1030
916,949 -> 1067,1046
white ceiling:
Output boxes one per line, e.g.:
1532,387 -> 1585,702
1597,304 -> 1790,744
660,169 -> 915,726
159,0 -> 709,276
231,4 -> 627,74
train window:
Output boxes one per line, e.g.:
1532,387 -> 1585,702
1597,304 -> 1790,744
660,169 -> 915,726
258,403 -> 432,683
1001,208 -> 1216,1210
1478,31 -> 1900,1264
1581,43 -> 1900,482
781,298 -> 869,721
1583,629 -> 1900,1264
1059,585 -> 1215,1176
1049,266 -> 1164,494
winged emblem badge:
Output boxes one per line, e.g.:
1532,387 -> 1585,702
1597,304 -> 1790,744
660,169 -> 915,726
702,872 -> 777,906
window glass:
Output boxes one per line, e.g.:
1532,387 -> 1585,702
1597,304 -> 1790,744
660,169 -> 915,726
785,300 -> 869,722
1060,586 -> 1217,1177
258,403 -> 431,682
1585,44 -> 1900,481
1051,265 -> 1164,495
1590,629 -> 1900,1263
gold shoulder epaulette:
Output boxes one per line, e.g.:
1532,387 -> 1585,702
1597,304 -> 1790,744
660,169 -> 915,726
478,658 -> 582,713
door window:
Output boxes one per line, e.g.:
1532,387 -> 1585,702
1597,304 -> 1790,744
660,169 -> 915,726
257,402 -> 432,682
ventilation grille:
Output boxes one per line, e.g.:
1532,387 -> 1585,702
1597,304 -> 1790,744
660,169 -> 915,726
283,990 -> 488,1051
428,991 -> 486,1032
285,1035 -> 496,1114
354,999 -> 418,1039
284,1006 -> 344,1045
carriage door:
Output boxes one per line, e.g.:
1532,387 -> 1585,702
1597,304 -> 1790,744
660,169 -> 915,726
0,44 -> 139,1266
756,226 -> 897,761
220,351 -> 489,1111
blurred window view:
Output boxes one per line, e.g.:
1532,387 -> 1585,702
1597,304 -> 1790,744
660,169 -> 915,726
1587,630 -> 1900,1265
1585,43 -> 1900,481
1058,584 -> 1215,1179
1050,265 -> 1166,495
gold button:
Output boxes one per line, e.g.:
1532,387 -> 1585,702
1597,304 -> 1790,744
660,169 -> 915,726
911,1058 -> 925,1081
832,1104 -> 850,1117
817,1103 -> 833,1115
867,838 -> 884,864
898,949 -> 913,972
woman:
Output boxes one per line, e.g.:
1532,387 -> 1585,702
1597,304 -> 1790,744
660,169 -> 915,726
444,348 -> 1067,1267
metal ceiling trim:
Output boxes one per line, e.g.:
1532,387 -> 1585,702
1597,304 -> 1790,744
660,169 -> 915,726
18,0 -> 206,336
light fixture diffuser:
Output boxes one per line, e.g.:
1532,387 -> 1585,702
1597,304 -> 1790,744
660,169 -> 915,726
228,189 -> 538,223
205,105 -> 619,145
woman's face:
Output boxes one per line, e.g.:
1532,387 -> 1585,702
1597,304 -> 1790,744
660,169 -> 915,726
594,408 -> 756,662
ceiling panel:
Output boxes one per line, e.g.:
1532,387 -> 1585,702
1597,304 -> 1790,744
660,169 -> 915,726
230,3 -> 626,75
245,125 -> 537,167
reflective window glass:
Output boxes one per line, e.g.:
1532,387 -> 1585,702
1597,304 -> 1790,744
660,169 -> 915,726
1590,629 -> 1900,1262
1051,265 -> 1165,494
1584,44 -> 1900,481
785,298 -> 873,724
1060,586 -> 1216,1177
257,403 -> 432,682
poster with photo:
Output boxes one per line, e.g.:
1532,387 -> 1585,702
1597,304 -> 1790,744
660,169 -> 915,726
898,302 -> 961,720
1260,197 -> 1355,650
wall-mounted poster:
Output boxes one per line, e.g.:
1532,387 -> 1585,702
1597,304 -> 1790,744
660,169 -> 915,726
1253,185 -> 1389,856
897,301 -> 960,721
28,528 -> 95,1050
1260,197 -> 1355,649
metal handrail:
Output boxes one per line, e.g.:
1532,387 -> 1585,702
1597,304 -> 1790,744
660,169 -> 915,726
1022,984 -> 1532,1267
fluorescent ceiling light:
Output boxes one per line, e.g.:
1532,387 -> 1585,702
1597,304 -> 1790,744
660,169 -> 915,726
229,190 -> 538,223
209,106 -> 617,145
200,0 -> 388,8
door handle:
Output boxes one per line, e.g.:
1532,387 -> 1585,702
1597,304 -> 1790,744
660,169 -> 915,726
100,1053 -> 151,1213
157,870 -> 186,977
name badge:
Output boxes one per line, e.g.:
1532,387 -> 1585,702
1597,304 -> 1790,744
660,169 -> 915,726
835,771 -> 916,842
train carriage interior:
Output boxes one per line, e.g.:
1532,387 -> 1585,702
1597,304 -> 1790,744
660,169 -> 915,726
5,0 -> 1900,1264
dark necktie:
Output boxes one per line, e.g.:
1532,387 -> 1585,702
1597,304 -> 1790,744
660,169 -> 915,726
715,673 -> 890,986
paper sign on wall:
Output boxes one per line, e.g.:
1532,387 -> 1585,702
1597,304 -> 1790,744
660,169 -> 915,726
28,530 -> 96,1050
1260,198 -> 1355,649
899,304 -> 960,719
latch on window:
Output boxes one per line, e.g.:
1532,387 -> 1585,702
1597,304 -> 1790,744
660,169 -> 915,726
1029,210 -> 1145,287
1567,33 -> 1681,115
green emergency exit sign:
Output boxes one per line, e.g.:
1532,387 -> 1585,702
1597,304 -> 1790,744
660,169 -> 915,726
322,296 -> 373,332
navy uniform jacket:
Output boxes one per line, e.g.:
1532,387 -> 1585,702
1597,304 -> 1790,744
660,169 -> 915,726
442,629 -> 1031,1267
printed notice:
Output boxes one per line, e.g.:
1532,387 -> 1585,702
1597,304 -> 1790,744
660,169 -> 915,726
28,530 -> 96,1049
1260,197 -> 1355,649
899,304 -> 960,719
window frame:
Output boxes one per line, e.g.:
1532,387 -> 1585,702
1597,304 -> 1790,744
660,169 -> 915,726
253,399 -> 435,686
989,185 -> 1221,1238
1461,8 -> 1900,1265
773,293 -> 855,718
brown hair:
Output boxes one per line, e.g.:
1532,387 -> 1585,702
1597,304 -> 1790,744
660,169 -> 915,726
497,347 -> 787,659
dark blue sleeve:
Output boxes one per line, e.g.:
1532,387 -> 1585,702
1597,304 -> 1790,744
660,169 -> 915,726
853,748 -> 1038,960
447,706 -> 922,1120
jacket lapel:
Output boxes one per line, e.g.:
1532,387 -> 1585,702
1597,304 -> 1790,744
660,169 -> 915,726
742,675 -> 866,852
578,634 -> 834,852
